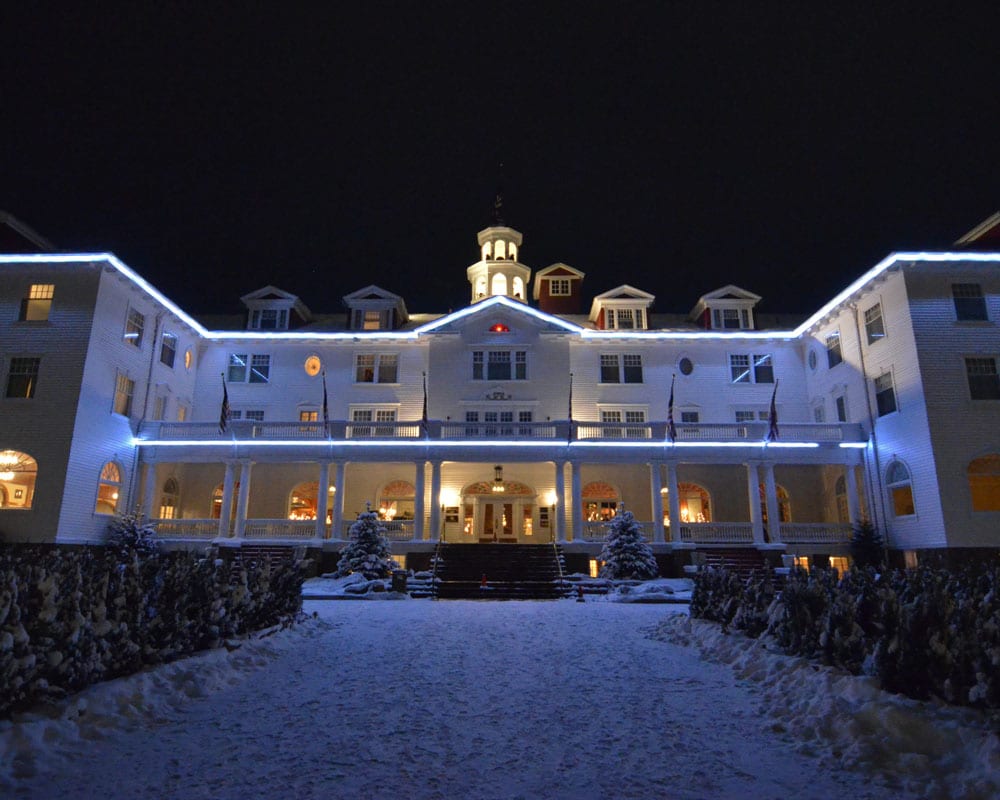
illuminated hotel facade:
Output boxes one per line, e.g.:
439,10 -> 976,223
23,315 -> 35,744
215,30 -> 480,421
2,211 -> 1000,572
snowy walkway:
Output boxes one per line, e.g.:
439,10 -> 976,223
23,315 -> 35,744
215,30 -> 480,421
5,600 -> 903,799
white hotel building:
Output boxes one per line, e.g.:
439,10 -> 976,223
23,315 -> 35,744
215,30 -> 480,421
2,211 -> 1000,574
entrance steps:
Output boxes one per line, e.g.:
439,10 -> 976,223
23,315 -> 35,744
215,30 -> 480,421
433,544 -> 570,600
698,548 -> 770,580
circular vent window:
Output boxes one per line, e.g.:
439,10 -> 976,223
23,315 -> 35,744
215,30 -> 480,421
678,357 -> 694,376
808,350 -> 818,370
304,355 -> 322,376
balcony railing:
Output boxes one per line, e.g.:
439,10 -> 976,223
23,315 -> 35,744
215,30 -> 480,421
243,519 -> 317,539
777,522 -> 852,544
139,420 -> 866,445
580,520 -> 657,542
152,519 -> 219,538
338,519 -> 415,541
679,522 -> 754,544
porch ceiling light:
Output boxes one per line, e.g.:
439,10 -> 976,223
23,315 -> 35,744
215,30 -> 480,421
493,465 -> 504,492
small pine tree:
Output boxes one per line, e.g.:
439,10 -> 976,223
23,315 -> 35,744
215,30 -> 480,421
598,509 -> 659,580
107,510 -> 159,563
336,509 -> 395,579
850,519 -> 885,568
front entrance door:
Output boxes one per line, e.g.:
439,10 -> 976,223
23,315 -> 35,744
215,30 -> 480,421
481,502 -> 514,542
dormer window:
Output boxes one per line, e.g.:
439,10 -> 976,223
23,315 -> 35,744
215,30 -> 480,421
550,278 -> 570,296
691,285 -> 760,331
241,286 -> 310,332
712,308 -> 750,329
251,308 -> 289,330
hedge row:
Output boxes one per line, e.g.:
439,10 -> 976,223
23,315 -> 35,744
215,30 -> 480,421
0,545 -> 306,717
691,566 -> 1000,709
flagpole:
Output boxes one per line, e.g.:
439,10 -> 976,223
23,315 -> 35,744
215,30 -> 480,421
667,373 -> 677,443
322,370 -> 329,429
767,379 -> 779,442
218,373 -> 230,434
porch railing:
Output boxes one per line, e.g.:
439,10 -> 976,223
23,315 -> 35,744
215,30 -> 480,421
579,520 -> 657,542
152,519 -> 218,538
243,519 -> 317,539
338,519 -> 415,541
679,522 -> 754,544
777,522 -> 853,544
439,421 -> 560,439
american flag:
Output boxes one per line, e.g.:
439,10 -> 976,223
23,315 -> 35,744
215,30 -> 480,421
322,371 -> 329,425
767,380 -> 779,442
218,374 -> 230,434
667,373 -> 677,442
421,371 -> 428,434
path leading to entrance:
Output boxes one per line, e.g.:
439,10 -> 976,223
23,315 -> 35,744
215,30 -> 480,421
5,601 -> 895,800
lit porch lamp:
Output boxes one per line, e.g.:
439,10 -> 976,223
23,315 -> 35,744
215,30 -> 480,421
492,464 -> 504,493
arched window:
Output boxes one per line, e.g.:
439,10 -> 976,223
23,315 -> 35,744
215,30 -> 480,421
509,243 -> 517,261
482,243 -> 491,260
159,478 -> 179,519
886,460 -> 915,517
835,475 -> 849,523
379,480 -> 416,520
676,482 -> 711,523
491,273 -> 508,296
494,240 -> 506,260
582,481 -> 620,521
512,276 -> 525,300
968,454 -> 1000,511
0,449 -> 38,510
759,483 -> 791,524
289,481 -> 319,520
95,461 -> 122,515
475,276 -> 488,299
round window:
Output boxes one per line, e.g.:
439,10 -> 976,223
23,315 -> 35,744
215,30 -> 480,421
678,357 -> 694,376
304,355 -> 322,376
808,350 -> 818,370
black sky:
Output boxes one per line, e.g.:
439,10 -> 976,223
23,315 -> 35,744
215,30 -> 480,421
3,4 -> 998,318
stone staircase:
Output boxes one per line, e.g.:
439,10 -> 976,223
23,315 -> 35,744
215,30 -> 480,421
698,548 -> 770,580
432,544 -> 570,600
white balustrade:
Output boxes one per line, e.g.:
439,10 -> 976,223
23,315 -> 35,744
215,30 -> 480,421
243,519 -> 317,539
777,523 -> 852,544
152,519 -> 218,538
679,522 -> 754,543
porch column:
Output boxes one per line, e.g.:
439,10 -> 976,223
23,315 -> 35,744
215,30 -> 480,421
233,460 -> 253,539
217,461 -> 236,538
845,464 -> 862,527
414,461 -> 426,541
649,461 -> 665,543
315,461 -> 331,540
571,461 -> 583,543
554,461 -> 566,542
429,460 -> 442,541
141,462 -> 157,520
746,462 -> 765,544
762,462 -> 781,543
331,461 -> 346,539
666,462 -> 682,544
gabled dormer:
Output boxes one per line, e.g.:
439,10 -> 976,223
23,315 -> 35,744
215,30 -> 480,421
588,285 -> 655,330
342,285 -> 409,331
689,285 -> 761,330
533,263 -> 585,314
241,286 -> 311,331
467,225 -> 532,304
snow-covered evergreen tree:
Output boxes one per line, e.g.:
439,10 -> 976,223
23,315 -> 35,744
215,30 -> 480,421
106,510 -> 159,563
598,509 -> 659,580
336,509 -> 395,579
849,520 -> 884,568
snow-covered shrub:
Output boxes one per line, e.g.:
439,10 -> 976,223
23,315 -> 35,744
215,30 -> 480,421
849,520 -> 884,568
819,566 -> 882,674
106,511 -> 159,564
336,510 -> 395,579
690,567 -> 744,626
768,567 -> 837,658
731,571 -> 777,638
597,510 -> 658,580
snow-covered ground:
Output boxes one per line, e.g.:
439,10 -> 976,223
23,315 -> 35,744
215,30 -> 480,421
1,598 -> 996,799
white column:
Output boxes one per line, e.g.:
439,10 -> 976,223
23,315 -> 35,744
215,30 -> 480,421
555,461 -> 566,542
747,462 -> 764,544
845,464 -> 862,527
332,461 -> 346,539
650,462 -> 665,543
571,461 -> 583,543
217,461 -> 236,538
428,461 -> 442,541
141,462 -> 157,520
315,461 -> 331,540
762,463 -> 781,543
233,460 -> 253,539
666,462 -> 682,544
414,461 -> 426,541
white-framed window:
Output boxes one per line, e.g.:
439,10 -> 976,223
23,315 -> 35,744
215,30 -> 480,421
231,409 -> 265,422
813,403 -> 825,423
600,408 -> 647,438
19,284 -> 54,321
712,308 -> 751,329
605,307 -> 646,330
886,460 -> 914,517
250,308 -> 288,330
549,278 -> 571,296
350,407 -> 397,436
355,353 -> 398,383
95,461 -> 122,515
864,303 -> 886,344
113,372 -> 134,416
152,395 -> 166,421
227,353 -> 270,383
874,371 -> 897,416
599,354 -> 643,383
471,350 -> 527,381
835,394 -> 847,422
160,333 -> 177,368
0,449 -> 38,509
965,357 -> 1000,400
352,309 -> 386,330
826,332 -> 843,368
729,353 -> 774,384
176,403 -> 188,422
953,283 -> 988,321
5,357 -> 40,399
124,308 -> 145,347
680,410 -> 699,423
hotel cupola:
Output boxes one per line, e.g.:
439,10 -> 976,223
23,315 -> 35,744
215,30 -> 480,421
467,197 -> 531,304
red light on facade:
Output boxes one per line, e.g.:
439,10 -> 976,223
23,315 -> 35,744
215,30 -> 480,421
490,323 -> 510,333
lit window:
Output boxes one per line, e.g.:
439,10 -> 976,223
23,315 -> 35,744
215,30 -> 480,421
159,478 -> 179,519
20,284 -> 54,321
967,454 -> 1000,511
124,308 -> 145,347
550,278 -> 570,296
363,310 -> 382,330
300,410 -> 319,422
953,283 -> 987,321
160,333 -> 177,368
874,372 -> 896,416
184,348 -> 193,370
826,332 -> 843,368
0,450 -> 38,509
965,357 -> 1000,399
886,461 -> 914,516
113,372 -> 135,416
304,355 -> 322,376
95,462 -> 122,515
6,357 -> 40,399
176,403 -> 188,422
864,303 -> 885,344
355,354 -> 398,383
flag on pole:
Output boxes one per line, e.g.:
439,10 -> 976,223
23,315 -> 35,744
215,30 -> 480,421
322,371 -> 329,425
767,379 -> 780,442
218,374 -> 230,434
421,371 -> 429,434
667,373 -> 677,442
568,372 -> 574,421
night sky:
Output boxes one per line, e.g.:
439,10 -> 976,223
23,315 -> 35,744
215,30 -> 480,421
4,4 -> 998,318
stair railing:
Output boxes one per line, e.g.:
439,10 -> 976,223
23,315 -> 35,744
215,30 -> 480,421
429,540 -> 443,600
551,541 -> 568,597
